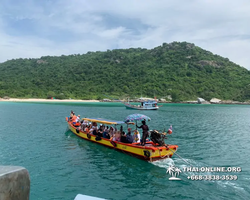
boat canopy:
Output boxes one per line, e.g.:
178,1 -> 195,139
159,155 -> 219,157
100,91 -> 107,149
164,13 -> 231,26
82,117 -> 127,125
143,100 -> 157,103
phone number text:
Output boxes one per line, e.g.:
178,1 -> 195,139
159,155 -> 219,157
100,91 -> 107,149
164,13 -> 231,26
187,175 -> 238,181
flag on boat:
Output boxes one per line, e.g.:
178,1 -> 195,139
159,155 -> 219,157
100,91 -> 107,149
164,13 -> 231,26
167,125 -> 172,134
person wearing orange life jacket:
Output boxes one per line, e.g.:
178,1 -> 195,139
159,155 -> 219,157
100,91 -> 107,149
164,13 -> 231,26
71,113 -> 77,124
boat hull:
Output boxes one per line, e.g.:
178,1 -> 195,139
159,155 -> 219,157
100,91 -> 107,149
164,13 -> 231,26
66,118 -> 178,162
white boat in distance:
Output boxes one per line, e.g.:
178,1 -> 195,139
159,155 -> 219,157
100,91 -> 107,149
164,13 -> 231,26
123,98 -> 160,110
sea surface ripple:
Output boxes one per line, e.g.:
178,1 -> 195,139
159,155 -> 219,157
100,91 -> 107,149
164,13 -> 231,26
0,102 -> 249,200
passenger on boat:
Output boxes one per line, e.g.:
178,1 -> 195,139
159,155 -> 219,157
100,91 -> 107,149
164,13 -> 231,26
103,126 -> 110,139
92,122 -> 97,126
120,131 -> 127,143
136,120 -> 149,146
133,130 -> 141,143
120,125 -> 124,133
83,120 -> 89,126
126,128 -> 133,143
104,126 -> 109,132
84,125 -> 90,133
97,124 -> 104,137
117,131 -> 121,142
81,120 -> 88,131
73,116 -> 81,127
109,127 -> 115,138
91,122 -> 98,135
70,113 -> 78,124
68,110 -> 74,121
112,131 -> 121,142
87,123 -> 92,132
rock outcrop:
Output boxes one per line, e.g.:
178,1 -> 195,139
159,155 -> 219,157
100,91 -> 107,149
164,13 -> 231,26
210,98 -> 221,103
197,97 -> 211,104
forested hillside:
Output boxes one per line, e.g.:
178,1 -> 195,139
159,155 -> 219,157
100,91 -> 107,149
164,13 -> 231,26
0,42 -> 250,102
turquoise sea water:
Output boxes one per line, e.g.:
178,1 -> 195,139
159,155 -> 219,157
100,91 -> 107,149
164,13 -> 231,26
0,102 -> 250,200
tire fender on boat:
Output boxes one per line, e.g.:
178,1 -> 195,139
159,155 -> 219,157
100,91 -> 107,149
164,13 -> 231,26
144,150 -> 151,158
76,129 -> 79,134
87,133 -> 91,139
95,136 -> 102,141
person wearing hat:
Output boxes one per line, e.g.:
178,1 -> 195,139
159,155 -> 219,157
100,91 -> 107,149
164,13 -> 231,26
136,120 -> 149,146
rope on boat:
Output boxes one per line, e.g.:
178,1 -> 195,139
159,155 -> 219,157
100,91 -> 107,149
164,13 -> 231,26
168,148 -> 194,168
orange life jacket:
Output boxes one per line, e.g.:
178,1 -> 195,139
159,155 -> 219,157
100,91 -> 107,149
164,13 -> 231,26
71,115 -> 77,122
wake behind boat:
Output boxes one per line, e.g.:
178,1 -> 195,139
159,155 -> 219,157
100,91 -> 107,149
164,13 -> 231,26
65,113 -> 178,162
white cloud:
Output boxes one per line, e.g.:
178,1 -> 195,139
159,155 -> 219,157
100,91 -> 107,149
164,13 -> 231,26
0,0 -> 249,70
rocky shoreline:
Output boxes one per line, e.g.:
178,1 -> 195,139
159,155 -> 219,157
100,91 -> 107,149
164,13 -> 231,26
182,100 -> 250,105
102,98 -> 250,105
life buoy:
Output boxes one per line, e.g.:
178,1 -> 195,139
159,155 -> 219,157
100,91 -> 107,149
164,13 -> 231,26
144,150 -> 151,158
110,141 -> 117,147
87,133 -> 91,139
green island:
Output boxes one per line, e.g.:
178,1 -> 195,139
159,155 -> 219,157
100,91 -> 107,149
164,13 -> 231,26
0,41 -> 249,103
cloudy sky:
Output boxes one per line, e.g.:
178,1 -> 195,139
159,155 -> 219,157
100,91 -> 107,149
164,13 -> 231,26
0,0 -> 250,70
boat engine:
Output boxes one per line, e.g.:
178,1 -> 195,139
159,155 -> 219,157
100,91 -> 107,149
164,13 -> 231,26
150,130 -> 165,146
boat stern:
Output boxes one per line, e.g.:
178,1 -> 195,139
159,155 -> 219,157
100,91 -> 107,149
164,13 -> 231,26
149,145 -> 178,162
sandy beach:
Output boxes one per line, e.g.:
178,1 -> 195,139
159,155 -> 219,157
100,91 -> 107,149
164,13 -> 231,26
1,98 -> 249,105
0,98 -> 100,103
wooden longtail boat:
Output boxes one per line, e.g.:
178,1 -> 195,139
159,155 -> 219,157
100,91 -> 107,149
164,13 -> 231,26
66,117 -> 178,162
